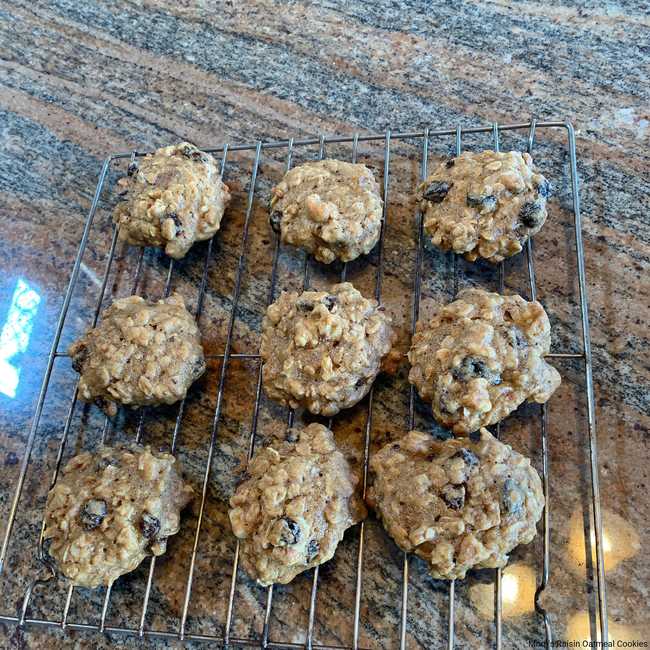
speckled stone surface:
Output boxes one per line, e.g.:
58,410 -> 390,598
0,2 -> 648,649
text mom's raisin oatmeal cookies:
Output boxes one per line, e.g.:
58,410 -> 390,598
113,142 -> 231,259
43,445 -> 193,588
408,288 -> 560,434
420,150 -> 550,262
229,423 -> 366,586
367,429 -> 544,580
69,293 -> 205,417
269,159 -> 383,263
260,282 -> 395,416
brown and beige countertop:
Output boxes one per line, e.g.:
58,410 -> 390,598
0,1 -> 648,648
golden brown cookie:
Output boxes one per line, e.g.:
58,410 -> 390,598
113,142 -> 230,259
367,429 -> 544,580
229,423 -> 366,586
420,150 -> 550,262
260,282 -> 394,416
408,288 -> 560,434
43,445 -> 192,588
269,159 -> 383,263
69,293 -> 204,416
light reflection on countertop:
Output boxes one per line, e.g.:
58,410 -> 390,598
566,611 -> 643,644
469,563 -> 537,619
467,505 -> 641,626
0,278 -> 41,399
567,507 -> 640,575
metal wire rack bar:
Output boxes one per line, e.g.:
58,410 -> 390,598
134,149 -> 229,636
492,123 -> 505,650
445,123 -> 464,650
177,142 -> 259,640
350,130 -> 391,650
52,351 -> 262,359
0,615 -> 355,649
0,120 -> 607,648
221,136 -> 296,648
260,135 -> 324,650
107,121 -> 569,160
525,121 -> 554,649
305,133 -> 331,650
398,124 -> 430,650
259,136 -> 320,649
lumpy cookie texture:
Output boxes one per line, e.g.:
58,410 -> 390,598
420,150 -> 550,262
69,293 -> 205,417
260,282 -> 394,416
113,142 -> 231,259
269,159 -> 383,263
229,423 -> 366,586
367,429 -> 544,580
44,445 -> 193,587
408,288 -> 560,434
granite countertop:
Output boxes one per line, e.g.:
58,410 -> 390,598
1,2 -> 648,648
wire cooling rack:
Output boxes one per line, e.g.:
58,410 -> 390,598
0,120 -> 607,648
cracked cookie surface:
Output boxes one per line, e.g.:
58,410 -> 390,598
69,293 -> 205,417
408,288 -> 560,434
43,444 -> 193,588
229,423 -> 366,586
260,282 -> 394,416
367,428 -> 544,580
113,142 -> 231,259
269,159 -> 383,263
420,150 -> 550,262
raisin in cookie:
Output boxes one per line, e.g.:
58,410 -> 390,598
69,293 -> 205,417
260,282 -> 394,416
43,444 -> 193,587
269,159 -> 383,263
229,423 -> 366,585
367,428 -> 544,580
113,142 -> 231,259
408,288 -> 560,434
420,150 -> 550,262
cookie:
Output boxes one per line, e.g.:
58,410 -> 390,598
420,150 -> 550,262
69,293 -> 205,417
260,282 -> 394,416
113,142 -> 231,259
367,428 -> 544,580
229,423 -> 366,586
269,159 -> 383,263
43,444 -> 193,587
408,289 -> 560,434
